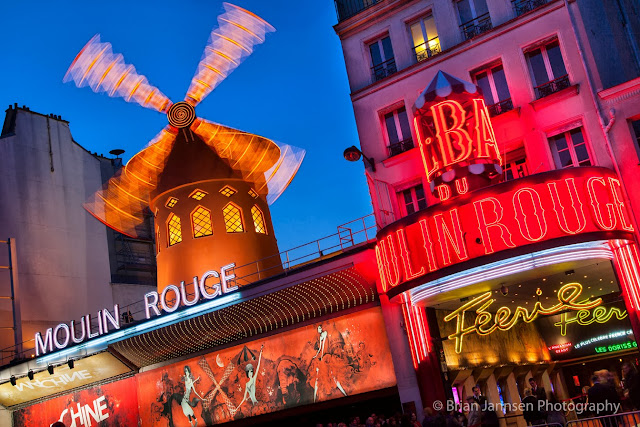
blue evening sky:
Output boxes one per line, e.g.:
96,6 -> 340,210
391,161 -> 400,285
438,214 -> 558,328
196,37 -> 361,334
0,0 -> 373,252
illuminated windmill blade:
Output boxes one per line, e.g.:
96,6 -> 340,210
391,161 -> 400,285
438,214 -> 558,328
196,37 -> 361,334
185,3 -> 275,106
191,118 -> 304,204
83,127 -> 177,238
64,35 -> 172,113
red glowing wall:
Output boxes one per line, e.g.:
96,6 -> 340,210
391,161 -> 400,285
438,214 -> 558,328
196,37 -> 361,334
13,376 -> 139,426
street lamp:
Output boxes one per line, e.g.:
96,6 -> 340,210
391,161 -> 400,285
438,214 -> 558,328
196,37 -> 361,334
343,146 -> 376,171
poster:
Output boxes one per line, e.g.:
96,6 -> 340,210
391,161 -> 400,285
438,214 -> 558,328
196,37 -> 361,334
136,307 -> 396,426
13,376 -> 138,427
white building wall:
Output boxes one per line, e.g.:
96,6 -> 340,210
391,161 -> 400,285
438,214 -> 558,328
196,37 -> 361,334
0,107 -> 113,354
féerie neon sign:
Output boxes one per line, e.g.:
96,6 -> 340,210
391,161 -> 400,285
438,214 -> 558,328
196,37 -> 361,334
443,283 -> 622,353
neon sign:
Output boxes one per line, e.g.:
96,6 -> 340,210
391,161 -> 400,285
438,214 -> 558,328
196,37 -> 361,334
443,283 -> 608,353
548,342 -> 573,354
575,329 -> 633,349
595,340 -> 637,353
553,305 -> 627,336
376,168 -> 635,295
36,263 -> 239,356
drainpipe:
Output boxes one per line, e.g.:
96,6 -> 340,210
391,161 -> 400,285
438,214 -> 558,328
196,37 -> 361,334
563,0 -> 640,239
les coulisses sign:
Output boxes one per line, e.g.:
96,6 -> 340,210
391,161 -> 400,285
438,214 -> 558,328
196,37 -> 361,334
376,166 -> 634,295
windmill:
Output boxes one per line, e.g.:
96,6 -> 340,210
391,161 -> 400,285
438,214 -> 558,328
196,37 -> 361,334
64,3 -> 305,293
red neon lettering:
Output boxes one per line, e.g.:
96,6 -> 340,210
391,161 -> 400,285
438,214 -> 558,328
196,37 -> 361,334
473,197 -> 516,254
414,116 -> 440,181
433,209 -> 469,265
375,237 -> 401,292
513,187 -> 548,242
587,177 -> 616,230
608,178 -> 634,231
419,218 -> 438,272
455,177 -> 469,195
430,100 -> 473,167
396,228 -> 426,280
548,178 -> 587,234
473,98 -> 502,165
436,184 -> 451,200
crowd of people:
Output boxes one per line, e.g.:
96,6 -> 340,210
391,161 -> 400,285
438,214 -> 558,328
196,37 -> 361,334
315,412 -> 424,427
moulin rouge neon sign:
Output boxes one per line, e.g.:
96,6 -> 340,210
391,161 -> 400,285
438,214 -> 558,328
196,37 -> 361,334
444,283 -> 626,353
375,167 -> 634,294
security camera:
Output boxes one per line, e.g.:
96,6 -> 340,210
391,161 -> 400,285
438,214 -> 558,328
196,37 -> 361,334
500,285 -> 508,296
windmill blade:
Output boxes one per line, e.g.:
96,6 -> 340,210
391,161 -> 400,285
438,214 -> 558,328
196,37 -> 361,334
185,3 -> 275,106
191,118 -> 304,204
84,127 -> 177,238
64,35 -> 172,113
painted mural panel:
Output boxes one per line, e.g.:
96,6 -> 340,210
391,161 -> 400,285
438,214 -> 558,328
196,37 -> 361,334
13,376 -> 138,427
137,307 -> 396,426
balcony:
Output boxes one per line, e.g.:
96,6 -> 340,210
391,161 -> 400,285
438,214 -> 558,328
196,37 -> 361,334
487,98 -> 514,117
414,38 -> 442,63
460,13 -> 493,41
335,0 -> 384,22
512,0 -> 548,16
388,138 -> 415,157
371,58 -> 397,82
534,74 -> 570,99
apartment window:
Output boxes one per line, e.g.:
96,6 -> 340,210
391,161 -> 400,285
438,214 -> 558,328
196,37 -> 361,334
251,205 -> 267,234
223,203 -> 244,233
369,36 -> 396,82
399,184 -> 428,216
409,15 -> 440,62
167,213 -> 183,246
473,64 -> 513,116
525,39 -> 570,99
632,119 -> 640,159
191,206 -> 213,238
503,158 -> 528,181
550,128 -> 592,169
457,0 -> 492,40
384,107 -> 414,157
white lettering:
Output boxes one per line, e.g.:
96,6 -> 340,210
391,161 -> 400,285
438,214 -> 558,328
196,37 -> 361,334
102,305 -> 120,332
144,292 -> 160,319
221,263 -> 238,294
200,270 -> 221,299
35,328 -> 54,356
180,278 -> 200,306
71,319 -> 86,344
161,285 -> 181,313
96,395 -> 109,421
54,323 -> 70,350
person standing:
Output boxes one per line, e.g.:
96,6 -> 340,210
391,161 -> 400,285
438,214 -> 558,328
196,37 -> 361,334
623,362 -> 640,410
522,389 -> 545,426
529,378 -> 546,401
466,396 -> 481,427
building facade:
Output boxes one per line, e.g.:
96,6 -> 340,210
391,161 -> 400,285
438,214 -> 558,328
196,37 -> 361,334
334,0 -> 640,422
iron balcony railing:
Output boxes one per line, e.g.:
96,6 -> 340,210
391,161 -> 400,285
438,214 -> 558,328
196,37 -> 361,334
534,74 -> 570,99
460,12 -> 493,40
512,0 -> 548,16
388,138 -> 415,157
414,38 -> 441,62
334,0 -> 384,22
487,98 -> 514,116
371,57 -> 397,82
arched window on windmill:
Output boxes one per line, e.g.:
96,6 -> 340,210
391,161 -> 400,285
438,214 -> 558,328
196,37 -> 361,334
223,203 -> 244,233
251,205 -> 267,234
167,213 -> 183,246
191,205 -> 213,238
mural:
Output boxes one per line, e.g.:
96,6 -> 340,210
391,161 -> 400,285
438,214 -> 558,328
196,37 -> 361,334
137,307 -> 396,426
13,376 -> 139,427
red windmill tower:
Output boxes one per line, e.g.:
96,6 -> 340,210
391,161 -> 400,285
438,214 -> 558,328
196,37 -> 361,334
64,3 -> 304,294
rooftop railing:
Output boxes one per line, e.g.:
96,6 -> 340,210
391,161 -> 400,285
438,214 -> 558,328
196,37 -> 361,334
0,213 -> 377,367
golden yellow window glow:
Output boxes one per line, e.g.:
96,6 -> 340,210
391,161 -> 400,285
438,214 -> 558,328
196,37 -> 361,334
223,203 -> 244,233
248,188 -> 259,199
165,197 -> 178,208
167,213 -> 183,246
189,189 -> 208,201
219,185 -> 237,197
192,206 -> 213,238
251,205 -> 267,234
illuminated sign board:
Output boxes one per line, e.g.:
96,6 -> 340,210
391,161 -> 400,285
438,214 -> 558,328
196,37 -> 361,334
0,352 -> 131,407
36,263 -> 239,356
13,375 -> 138,426
375,167 -> 634,295
595,340 -> 637,354
443,283 -> 620,353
